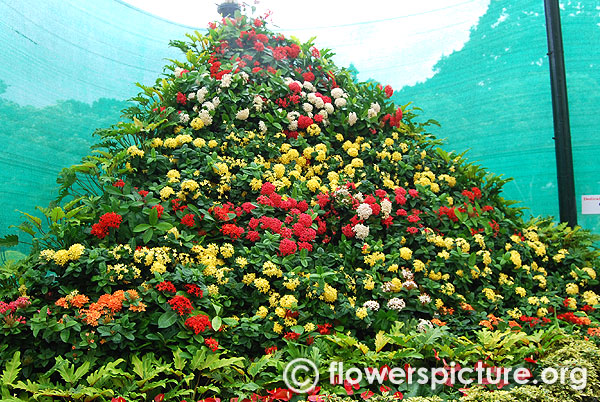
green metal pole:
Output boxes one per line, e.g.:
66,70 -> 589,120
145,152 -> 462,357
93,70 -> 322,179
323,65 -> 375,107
543,0 -> 577,227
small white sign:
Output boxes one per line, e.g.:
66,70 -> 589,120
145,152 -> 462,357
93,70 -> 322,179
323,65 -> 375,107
582,195 -> 600,215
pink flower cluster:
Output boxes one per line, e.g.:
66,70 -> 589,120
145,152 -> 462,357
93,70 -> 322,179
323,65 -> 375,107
0,296 -> 31,314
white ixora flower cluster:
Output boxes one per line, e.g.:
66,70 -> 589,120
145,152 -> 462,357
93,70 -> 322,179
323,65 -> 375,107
417,319 -> 434,333
381,198 -> 392,218
179,112 -> 190,124
387,297 -> 406,311
331,87 -> 348,108
352,223 -> 369,240
348,111 -> 357,126
418,293 -> 432,304
363,300 -> 380,311
253,95 -> 264,112
236,108 -> 250,120
356,203 -> 373,220
367,102 -> 381,118
186,85 -> 216,127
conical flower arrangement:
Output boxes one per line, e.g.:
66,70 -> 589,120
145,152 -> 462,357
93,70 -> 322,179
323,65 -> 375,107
1,12 -> 599,401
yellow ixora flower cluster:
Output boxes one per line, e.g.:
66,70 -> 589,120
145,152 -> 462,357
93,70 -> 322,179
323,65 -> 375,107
133,246 -> 172,275
40,244 -> 85,266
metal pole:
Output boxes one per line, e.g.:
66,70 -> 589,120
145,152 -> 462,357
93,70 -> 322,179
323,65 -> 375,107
543,0 -> 577,227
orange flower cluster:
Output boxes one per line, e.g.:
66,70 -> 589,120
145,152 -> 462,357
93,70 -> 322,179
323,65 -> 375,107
55,293 -> 89,309
479,314 -> 504,330
439,307 -> 455,315
55,289 -> 146,326
508,320 -> 522,329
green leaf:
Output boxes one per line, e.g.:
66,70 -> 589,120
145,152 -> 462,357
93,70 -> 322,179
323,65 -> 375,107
9,222 -> 35,237
49,207 -> 66,222
65,205 -> 85,219
468,252 -> 477,267
211,316 -> 222,331
1,351 -> 21,385
393,348 -> 424,359
16,210 -> 42,229
375,331 -> 391,352
149,207 -> 158,226
213,304 -> 222,316
207,357 -> 244,371
104,186 -> 123,196
0,234 -> 18,248
190,348 -> 207,371
133,224 -> 152,233
63,196 -> 84,210
142,228 -> 154,244
60,329 -> 71,343
158,311 -> 179,329
71,361 -> 91,384
247,356 -> 271,378
155,222 -> 173,231
133,116 -> 144,129
173,348 -> 187,371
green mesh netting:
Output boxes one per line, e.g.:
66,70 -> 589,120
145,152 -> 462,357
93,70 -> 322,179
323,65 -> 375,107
1,0 -> 598,257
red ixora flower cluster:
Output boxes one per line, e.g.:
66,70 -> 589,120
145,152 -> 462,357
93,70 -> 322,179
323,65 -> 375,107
156,281 -> 176,293
383,84 -> 394,98
382,107 -> 403,128
317,323 -> 332,335
221,223 -> 245,240
283,331 -> 300,341
176,91 -> 187,105
519,315 -> 551,328
184,314 -> 211,334
204,337 -> 219,351
152,204 -> 164,218
462,187 -> 482,202
279,239 -> 298,256
181,213 -> 196,228
91,212 -> 123,239
264,345 -> 278,355
184,284 -> 203,298
297,115 -> 314,129
557,312 -> 592,326
210,202 -> 239,220
171,198 -> 188,212
168,295 -> 194,316
437,206 -> 459,222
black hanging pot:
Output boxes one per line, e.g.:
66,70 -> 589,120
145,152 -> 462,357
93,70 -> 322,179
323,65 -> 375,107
217,2 -> 240,17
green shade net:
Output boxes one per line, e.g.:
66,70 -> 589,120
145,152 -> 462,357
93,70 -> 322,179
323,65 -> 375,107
1,0 -> 598,256
395,0 -> 600,236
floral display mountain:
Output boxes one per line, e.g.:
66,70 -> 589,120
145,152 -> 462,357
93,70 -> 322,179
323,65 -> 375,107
1,13 -> 599,402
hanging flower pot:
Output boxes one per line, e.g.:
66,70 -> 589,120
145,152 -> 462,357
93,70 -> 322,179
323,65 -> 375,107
217,1 -> 240,17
